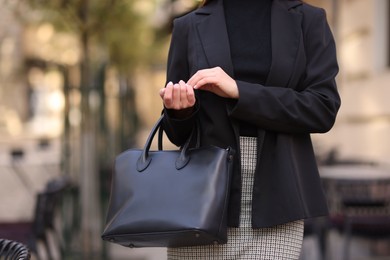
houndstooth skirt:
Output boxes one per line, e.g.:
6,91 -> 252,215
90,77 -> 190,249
167,136 -> 304,260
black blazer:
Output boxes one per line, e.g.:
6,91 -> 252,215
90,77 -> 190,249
162,0 -> 341,228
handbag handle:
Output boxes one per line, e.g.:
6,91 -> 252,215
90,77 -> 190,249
157,117 -> 200,151
137,114 -> 199,172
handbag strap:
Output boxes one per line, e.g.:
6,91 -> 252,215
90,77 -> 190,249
157,115 -> 200,150
137,114 -> 200,172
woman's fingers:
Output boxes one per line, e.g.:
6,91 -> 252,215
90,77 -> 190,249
162,82 -> 174,108
162,67 -> 238,103
187,68 -> 215,89
187,67 -> 238,99
159,88 -> 165,99
160,81 -> 196,110
179,80 -> 187,108
179,80 -> 196,107
186,84 -> 196,106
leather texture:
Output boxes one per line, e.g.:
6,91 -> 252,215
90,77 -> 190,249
102,115 -> 234,248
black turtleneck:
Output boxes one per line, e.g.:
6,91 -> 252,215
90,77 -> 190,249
224,0 -> 272,136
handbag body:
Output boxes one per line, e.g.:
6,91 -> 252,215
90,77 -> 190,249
101,115 -> 234,248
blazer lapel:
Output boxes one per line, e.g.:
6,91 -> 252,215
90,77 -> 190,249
266,0 -> 303,87
195,0 -> 303,87
195,0 -> 234,77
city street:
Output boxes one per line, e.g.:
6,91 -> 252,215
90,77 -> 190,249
0,136 -> 389,259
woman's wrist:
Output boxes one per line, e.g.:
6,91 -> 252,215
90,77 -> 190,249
166,106 -> 194,120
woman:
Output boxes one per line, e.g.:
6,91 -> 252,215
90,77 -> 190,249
159,0 -> 340,259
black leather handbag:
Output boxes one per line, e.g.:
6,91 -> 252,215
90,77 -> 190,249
101,115 -> 234,248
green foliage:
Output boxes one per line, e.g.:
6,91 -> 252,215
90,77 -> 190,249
24,0 -> 165,72
95,1 -> 152,72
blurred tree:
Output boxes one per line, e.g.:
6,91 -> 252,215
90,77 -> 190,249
5,0 -> 200,257
19,0 -> 159,71
6,0 -> 166,258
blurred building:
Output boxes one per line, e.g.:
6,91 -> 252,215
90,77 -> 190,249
0,0 -> 72,243
310,0 -> 390,167
0,3 -> 27,136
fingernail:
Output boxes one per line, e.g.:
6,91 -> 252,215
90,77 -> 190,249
168,81 -> 173,85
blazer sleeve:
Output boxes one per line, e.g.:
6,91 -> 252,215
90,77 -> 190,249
228,7 -> 341,134
162,16 -> 199,147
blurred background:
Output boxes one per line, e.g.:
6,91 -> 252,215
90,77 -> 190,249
0,0 -> 389,259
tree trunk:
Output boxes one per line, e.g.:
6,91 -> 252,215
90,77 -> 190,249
79,0 -> 102,257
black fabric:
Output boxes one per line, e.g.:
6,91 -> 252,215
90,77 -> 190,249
163,0 -> 340,228
224,0 -> 271,85
224,0 -> 271,137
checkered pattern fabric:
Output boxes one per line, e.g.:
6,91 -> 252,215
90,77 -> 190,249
167,137 -> 304,260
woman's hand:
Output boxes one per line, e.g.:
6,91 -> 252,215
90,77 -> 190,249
187,67 -> 239,99
159,80 -> 196,114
